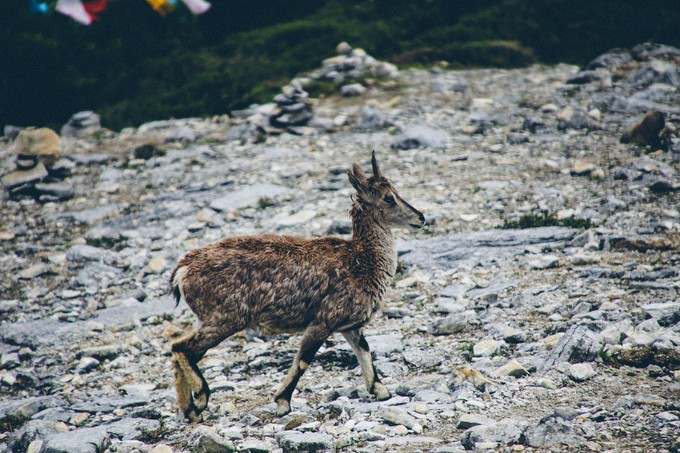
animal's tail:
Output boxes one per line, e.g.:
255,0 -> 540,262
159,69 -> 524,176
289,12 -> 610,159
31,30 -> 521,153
169,265 -> 186,308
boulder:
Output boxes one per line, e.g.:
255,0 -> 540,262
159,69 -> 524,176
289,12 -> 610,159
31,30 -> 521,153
13,128 -> 60,166
539,324 -> 603,372
461,419 -> 528,449
276,431 -> 335,452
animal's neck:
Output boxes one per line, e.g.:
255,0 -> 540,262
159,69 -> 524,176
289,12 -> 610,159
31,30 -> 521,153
350,199 -> 397,285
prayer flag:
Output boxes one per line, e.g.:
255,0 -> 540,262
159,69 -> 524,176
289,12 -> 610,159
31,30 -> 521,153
56,0 -> 112,25
180,0 -> 210,15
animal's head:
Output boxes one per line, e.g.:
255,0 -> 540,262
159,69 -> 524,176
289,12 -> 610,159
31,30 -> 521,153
348,151 -> 425,230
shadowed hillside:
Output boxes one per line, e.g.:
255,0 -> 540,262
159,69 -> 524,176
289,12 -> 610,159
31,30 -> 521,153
1,0 -> 678,129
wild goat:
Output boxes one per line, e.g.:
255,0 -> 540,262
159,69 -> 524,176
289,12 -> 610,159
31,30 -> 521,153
169,152 -> 425,421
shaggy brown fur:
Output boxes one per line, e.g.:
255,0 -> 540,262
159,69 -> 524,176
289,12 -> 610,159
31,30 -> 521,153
169,152 -> 425,421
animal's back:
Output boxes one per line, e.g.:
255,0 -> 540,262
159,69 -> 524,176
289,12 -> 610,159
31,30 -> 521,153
172,235 -> 353,330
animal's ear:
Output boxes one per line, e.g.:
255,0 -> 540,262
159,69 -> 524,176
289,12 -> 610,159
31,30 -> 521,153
371,151 -> 382,179
352,163 -> 368,182
348,163 -> 368,193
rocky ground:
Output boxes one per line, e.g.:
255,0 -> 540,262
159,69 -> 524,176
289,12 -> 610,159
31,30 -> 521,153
1,43 -> 679,452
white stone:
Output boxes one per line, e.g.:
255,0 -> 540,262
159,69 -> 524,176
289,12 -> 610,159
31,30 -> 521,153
473,339 -> 505,357
568,363 -> 596,382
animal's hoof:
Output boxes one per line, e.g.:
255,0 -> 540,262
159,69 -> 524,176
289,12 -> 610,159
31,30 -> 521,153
276,398 -> 291,416
373,382 -> 391,401
184,404 -> 204,423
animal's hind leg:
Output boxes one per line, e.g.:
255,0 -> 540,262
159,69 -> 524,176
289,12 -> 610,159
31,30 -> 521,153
342,329 -> 391,401
274,325 -> 330,416
172,322 -> 236,422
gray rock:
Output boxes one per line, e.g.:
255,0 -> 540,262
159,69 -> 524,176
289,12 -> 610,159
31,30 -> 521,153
340,83 -> 366,96
195,427 -> 235,453
75,357 -> 100,373
365,334 -> 403,357
529,255 -> 559,269
1,162 -> 48,190
358,105 -> 389,130
224,123 -> 255,143
566,70 -> 602,84
104,418 -> 160,440
4,125 -> 24,139
521,417 -> 586,448
460,419 -> 528,449
276,431 -> 335,452
398,227 -> 577,272
557,111 -> 598,131
568,363 -> 596,382
165,126 -> 196,143
210,184 -> 291,212
18,263 -> 52,280
380,406 -> 418,429
491,359 -> 529,378
648,178 -> 678,193
457,414 -> 494,429
431,311 -> 478,335
0,352 -> 20,369
627,60 -> 680,89
66,244 -> 108,263
586,48 -> 631,69
42,426 -> 110,453
540,324 -> 603,372
238,439 -> 274,452
7,419 -> 61,452
34,182 -> 74,201
61,111 -> 101,138
641,302 -> 680,326
631,42 -> 680,60
0,396 -> 59,431
77,345 -> 121,361
0,296 -> 175,347
473,339 -> 506,357
70,153 -> 114,165
391,125 -> 448,149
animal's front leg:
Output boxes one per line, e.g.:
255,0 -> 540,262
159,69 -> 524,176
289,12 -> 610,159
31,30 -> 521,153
342,329 -> 391,400
171,323 -> 233,422
274,325 -> 329,416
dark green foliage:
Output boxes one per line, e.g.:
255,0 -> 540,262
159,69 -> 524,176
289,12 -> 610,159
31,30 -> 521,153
598,349 -> 620,367
500,211 -> 593,230
1,0 -> 678,130
256,197 -> 275,210
393,40 -> 536,67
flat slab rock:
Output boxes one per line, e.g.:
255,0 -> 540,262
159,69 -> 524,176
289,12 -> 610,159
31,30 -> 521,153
397,227 -> 577,271
0,297 -> 179,348
209,183 -> 291,212
276,431 -> 335,452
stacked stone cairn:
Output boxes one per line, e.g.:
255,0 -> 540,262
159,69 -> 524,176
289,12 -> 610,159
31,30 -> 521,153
314,42 -> 399,96
1,128 -> 74,201
268,79 -> 314,131
61,111 -> 101,138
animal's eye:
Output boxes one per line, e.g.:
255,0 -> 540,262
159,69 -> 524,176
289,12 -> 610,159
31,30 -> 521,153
384,195 -> 396,205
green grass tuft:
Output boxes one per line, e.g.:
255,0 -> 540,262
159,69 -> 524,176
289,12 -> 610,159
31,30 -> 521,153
500,211 -> 592,230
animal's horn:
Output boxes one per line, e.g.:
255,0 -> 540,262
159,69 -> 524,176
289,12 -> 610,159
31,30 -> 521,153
371,151 -> 381,179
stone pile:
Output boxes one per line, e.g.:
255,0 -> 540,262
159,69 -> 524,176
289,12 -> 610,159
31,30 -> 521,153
269,79 -> 314,130
315,42 -> 399,83
0,128 -> 74,201
61,110 -> 101,138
